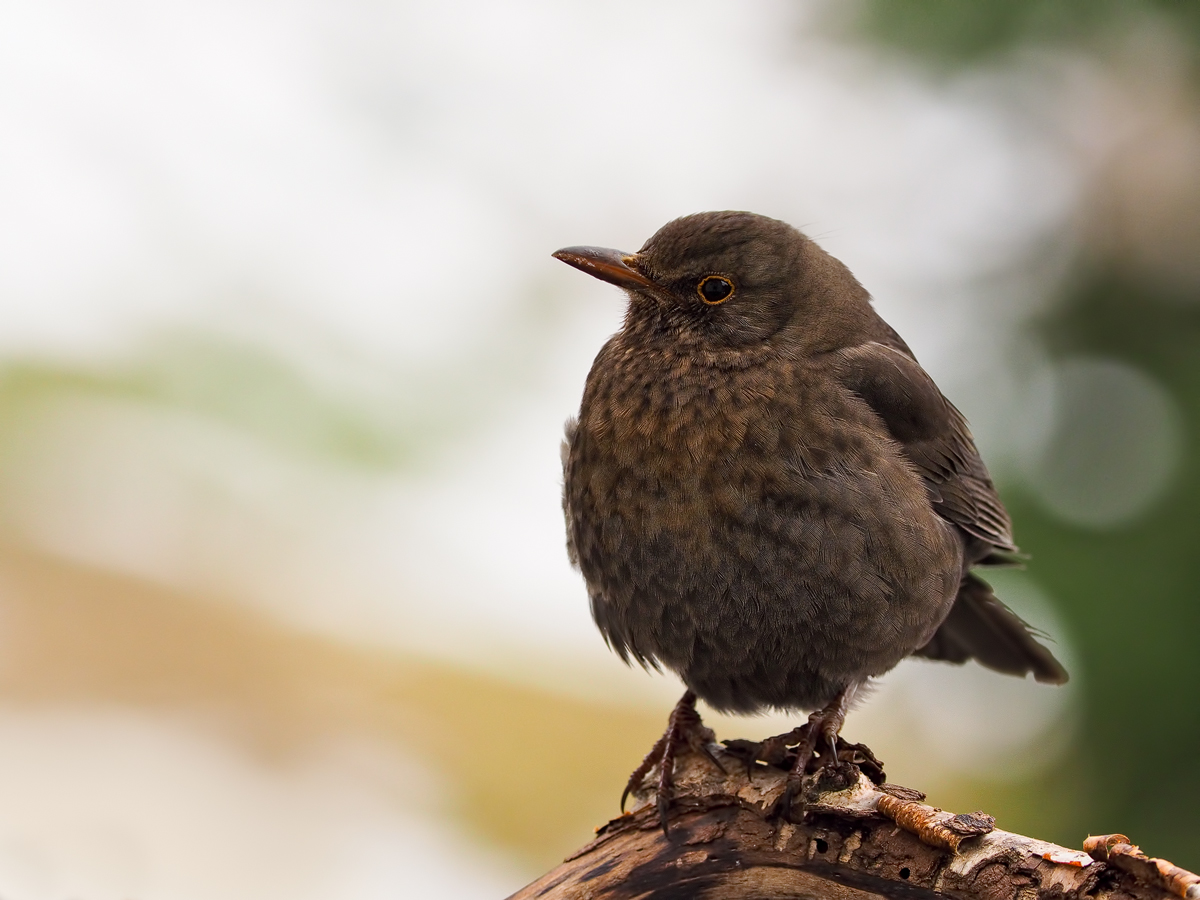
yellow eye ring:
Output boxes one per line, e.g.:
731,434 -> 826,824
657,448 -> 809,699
697,275 -> 734,305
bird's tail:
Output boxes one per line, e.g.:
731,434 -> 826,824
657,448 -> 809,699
914,573 -> 1068,684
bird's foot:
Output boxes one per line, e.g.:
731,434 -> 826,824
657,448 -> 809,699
724,725 -> 884,784
767,687 -> 875,820
622,690 -> 724,835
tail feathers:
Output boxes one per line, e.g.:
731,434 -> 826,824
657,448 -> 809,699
915,573 -> 1068,685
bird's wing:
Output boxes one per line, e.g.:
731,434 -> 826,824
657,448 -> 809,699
831,341 -> 1016,553
832,342 -> 1067,685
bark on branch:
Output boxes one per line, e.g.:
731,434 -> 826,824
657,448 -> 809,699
508,734 -> 1199,900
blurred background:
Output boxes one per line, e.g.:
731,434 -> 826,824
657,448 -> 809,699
0,0 -> 1197,896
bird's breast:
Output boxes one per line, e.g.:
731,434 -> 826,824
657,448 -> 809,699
563,344 -> 960,710
570,349 -> 883,519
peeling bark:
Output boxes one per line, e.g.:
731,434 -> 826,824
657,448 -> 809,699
508,739 -> 1197,900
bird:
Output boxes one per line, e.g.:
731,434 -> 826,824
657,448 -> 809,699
553,211 -> 1067,831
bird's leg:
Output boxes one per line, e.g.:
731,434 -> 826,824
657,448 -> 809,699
777,684 -> 858,816
793,685 -> 856,776
621,690 -> 722,835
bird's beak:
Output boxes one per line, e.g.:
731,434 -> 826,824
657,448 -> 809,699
552,246 -> 656,291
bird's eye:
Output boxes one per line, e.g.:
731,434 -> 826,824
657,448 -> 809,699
697,275 -> 734,305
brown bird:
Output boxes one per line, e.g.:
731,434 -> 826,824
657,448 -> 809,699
554,211 -> 1066,830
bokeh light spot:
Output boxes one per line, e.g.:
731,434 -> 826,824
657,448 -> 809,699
1024,357 -> 1183,529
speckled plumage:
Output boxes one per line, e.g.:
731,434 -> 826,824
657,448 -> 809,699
558,211 -> 1066,717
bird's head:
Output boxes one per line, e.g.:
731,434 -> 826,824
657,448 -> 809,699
553,211 -> 872,354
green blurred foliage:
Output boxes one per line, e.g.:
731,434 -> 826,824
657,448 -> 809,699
855,0 -> 1200,67
855,0 -> 1200,867
0,279 -> 568,476
0,337 -> 413,471
1009,272 -> 1200,864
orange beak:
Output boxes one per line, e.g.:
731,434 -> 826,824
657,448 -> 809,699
552,246 -> 655,291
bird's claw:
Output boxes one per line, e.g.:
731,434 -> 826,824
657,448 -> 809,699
774,772 -> 805,820
694,732 -> 726,776
622,690 -> 722,835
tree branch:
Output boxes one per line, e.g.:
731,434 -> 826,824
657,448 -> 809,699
508,733 -> 1199,899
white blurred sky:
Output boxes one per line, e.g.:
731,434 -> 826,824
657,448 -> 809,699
2,0 -> 1077,361
0,0 -> 1086,646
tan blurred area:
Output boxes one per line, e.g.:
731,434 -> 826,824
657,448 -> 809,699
0,542 -> 665,873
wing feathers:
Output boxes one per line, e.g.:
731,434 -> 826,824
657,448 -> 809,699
832,342 -> 1015,552
833,341 -> 1067,683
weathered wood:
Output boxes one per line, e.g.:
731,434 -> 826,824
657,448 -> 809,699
508,737 -> 1198,900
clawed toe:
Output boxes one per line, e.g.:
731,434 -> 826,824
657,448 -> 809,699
774,771 -> 803,819
621,731 -> 668,813
621,690 -> 724,835
692,731 -> 726,776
